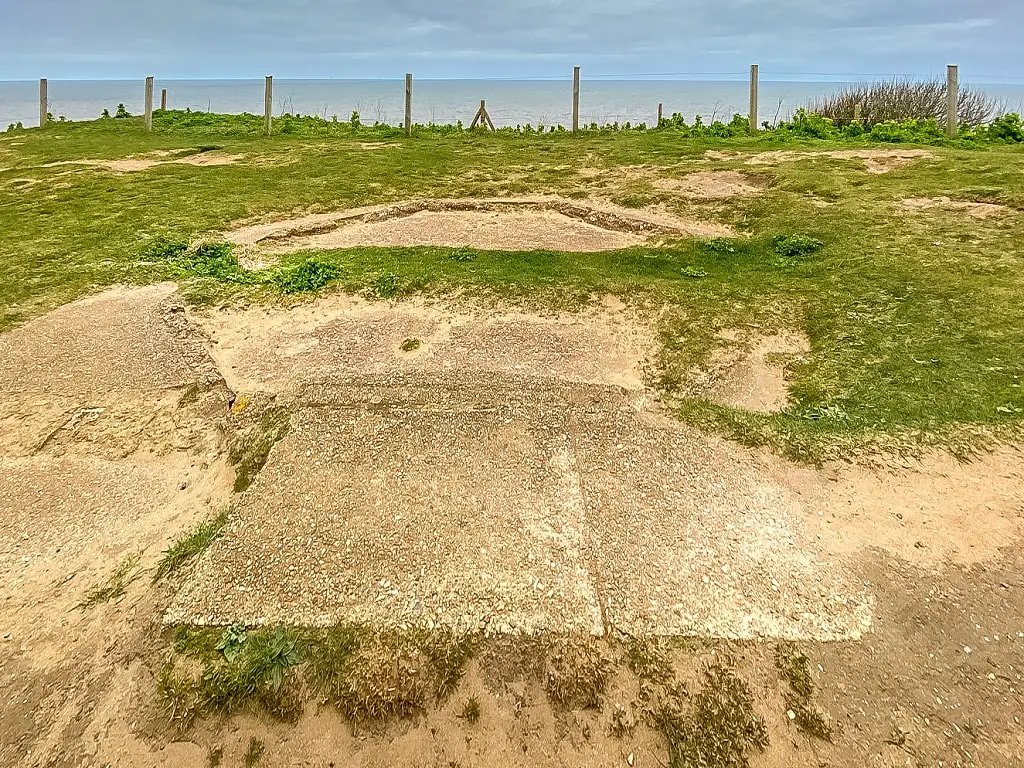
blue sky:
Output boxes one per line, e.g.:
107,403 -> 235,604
2,1 -> 1022,81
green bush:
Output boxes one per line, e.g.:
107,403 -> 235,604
771,235 -> 824,260
274,258 -> 341,293
987,113 -> 1024,142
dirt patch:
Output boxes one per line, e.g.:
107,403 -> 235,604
709,148 -> 934,174
653,170 -> 767,199
901,196 -> 1008,218
224,197 -> 736,256
41,151 -> 242,174
699,330 -> 810,413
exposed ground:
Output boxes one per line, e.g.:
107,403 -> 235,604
2,286 -> 1022,767
1,119 -> 1023,767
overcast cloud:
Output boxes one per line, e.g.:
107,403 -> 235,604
2,0 -> 1021,80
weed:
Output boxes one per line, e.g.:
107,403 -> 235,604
771,234 -> 824,260
544,638 -> 612,710
450,247 -> 478,262
662,662 -> 768,768
229,406 -> 291,493
143,236 -> 188,261
623,638 -> 674,682
157,660 -> 202,730
775,642 -> 834,742
77,551 -> 143,608
460,697 -> 481,725
400,338 -> 422,352
153,509 -> 229,581
702,238 -> 737,254
202,626 -> 304,720
207,746 -> 223,767
370,270 -> 402,298
774,642 -> 814,698
243,737 -> 264,768
274,258 -> 341,293
216,622 -> 248,661
680,266 -> 708,279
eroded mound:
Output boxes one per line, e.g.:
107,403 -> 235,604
708,149 -> 933,174
225,197 -> 736,256
41,151 -> 242,173
901,196 -> 1008,218
654,170 -> 768,199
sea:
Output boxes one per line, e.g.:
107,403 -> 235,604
3,79 -> 1024,131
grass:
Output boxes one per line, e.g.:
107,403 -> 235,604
459,697 -> 481,725
243,737 -> 264,768
774,642 -> 835,742
2,116 -> 1023,462
77,551 -> 144,608
544,637 -> 613,710
153,509 -> 229,581
228,407 -> 292,493
661,662 -> 769,768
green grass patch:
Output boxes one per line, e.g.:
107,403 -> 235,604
153,509 -> 230,581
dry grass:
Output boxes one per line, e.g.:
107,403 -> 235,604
807,78 -> 999,128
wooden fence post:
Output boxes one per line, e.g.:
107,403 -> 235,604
39,78 -> 48,128
405,74 -> 413,137
854,101 -> 862,123
161,88 -> 167,111
572,66 -> 580,133
749,64 -> 759,133
264,76 -> 273,137
946,65 -> 959,137
144,77 -> 154,130
658,103 -> 663,125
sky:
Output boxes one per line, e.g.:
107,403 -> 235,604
2,1 -> 1022,81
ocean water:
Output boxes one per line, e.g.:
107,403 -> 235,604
3,78 -> 1024,131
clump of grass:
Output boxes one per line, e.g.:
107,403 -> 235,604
399,338 -> 422,352
304,627 -> 474,722
153,509 -> 229,581
771,234 -> 824,261
775,642 -> 834,742
143,235 -> 188,261
159,626 -> 305,727
460,697 -> 481,724
370,270 -> 402,298
228,406 -> 291,493
702,238 -> 737,254
77,551 -> 143,608
243,737 -> 264,768
623,638 -> 673,682
450,248 -> 478,262
163,242 -> 252,283
662,662 -> 768,768
273,258 -> 341,293
544,638 -> 612,710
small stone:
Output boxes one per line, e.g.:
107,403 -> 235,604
178,481 -> 188,490
627,753 -> 635,766
787,710 -> 796,720
963,646 -> 972,654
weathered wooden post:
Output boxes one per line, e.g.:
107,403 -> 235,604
658,103 -> 663,125
748,64 -> 759,132
39,78 -> 48,128
572,66 -> 580,133
161,88 -> 167,111
854,101 -> 862,123
144,77 -> 154,130
405,73 -> 413,137
264,76 -> 273,137
946,64 -> 959,137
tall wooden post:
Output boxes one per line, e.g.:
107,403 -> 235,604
572,66 -> 580,133
161,88 -> 167,111
144,77 -> 154,130
405,74 -> 413,137
264,76 -> 273,137
946,65 -> 959,137
39,78 -> 48,128
657,103 -> 663,125
748,64 -> 759,133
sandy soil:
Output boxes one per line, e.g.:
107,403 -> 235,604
224,197 -> 736,257
2,287 -> 1022,767
40,151 -> 242,173
901,196 -> 1009,218
701,331 -> 810,413
653,170 -> 767,199
707,148 -> 934,174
